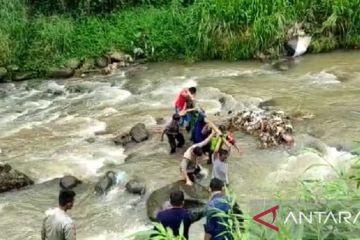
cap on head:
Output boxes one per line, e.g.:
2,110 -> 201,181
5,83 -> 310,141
170,190 -> 185,207
210,178 -> 224,192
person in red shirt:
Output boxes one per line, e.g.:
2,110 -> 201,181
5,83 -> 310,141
175,87 -> 196,113
175,87 -> 196,127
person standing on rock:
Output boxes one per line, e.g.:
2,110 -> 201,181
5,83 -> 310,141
181,131 -> 216,186
174,87 -> 197,126
161,113 -> 185,154
41,190 -> 76,240
155,190 -> 192,239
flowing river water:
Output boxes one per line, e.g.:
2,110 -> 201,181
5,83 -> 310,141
0,51 -> 359,239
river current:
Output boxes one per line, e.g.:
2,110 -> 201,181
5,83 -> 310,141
0,51 -> 359,239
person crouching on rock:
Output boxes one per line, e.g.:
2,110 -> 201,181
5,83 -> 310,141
161,113 -> 185,154
181,131 -> 216,186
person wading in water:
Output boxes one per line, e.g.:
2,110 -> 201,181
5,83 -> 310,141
41,190 -> 76,240
161,113 -> 185,154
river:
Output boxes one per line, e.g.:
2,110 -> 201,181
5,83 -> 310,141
0,51 -> 359,239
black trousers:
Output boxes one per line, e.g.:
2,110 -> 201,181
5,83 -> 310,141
167,132 -> 185,153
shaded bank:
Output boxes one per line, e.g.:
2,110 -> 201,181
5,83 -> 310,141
1,0 -> 359,79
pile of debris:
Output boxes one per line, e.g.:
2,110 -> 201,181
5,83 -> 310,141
228,110 -> 294,148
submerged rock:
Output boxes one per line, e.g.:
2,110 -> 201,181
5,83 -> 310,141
94,171 -> 117,195
125,178 -> 146,195
0,162 -> 34,193
272,58 -> 296,71
113,133 -> 132,146
59,175 -> 82,190
130,123 -> 149,143
258,99 -> 278,109
155,117 -> 166,125
146,181 -> 208,221
85,137 -> 95,143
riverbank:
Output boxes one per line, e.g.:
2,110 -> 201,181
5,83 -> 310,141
1,0 -> 359,80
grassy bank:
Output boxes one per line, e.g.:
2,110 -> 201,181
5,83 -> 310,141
1,0 -> 360,78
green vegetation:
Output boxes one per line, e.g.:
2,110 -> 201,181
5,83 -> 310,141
1,0 -> 360,78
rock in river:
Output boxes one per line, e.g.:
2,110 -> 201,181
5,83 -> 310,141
146,181 -> 208,222
95,171 -> 117,195
0,162 -> 34,193
113,132 -> 132,146
125,178 -> 146,195
130,123 -> 149,143
59,175 -> 82,190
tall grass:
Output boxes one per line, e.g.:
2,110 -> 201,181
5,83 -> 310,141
0,0 -> 359,77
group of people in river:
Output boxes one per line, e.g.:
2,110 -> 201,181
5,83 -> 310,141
161,86 -> 241,186
157,87 -> 243,239
40,87 -> 242,240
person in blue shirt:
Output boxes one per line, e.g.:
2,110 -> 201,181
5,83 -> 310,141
156,190 -> 192,239
204,178 -> 232,240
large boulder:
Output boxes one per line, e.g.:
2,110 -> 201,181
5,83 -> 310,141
65,58 -> 82,70
49,68 -> 75,78
125,178 -> 146,195
0,162 -> 34,193
59,175 -> 82,190
113,133 -> 133,146
272,58 -> 296,71
6,64 -> 19,72
146,181 -> 208,222
285,23 -> 311,57
94,171 -> 117,195
95,57 -> 109,68
13,72 -> 34,81
0,67 -> 7,81
79,58 -> 95,72
130,123 -> 149,143
109,51 -> 126,63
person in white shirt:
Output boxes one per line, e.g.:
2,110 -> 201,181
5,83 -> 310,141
212,148 -> 230,185
181,131 -> 216,186
41,190 -> 76,240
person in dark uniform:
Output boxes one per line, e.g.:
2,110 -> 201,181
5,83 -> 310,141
161,113 -> 185,154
